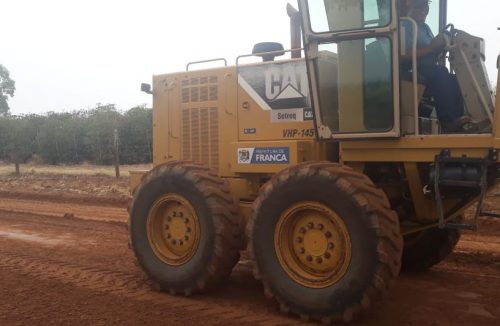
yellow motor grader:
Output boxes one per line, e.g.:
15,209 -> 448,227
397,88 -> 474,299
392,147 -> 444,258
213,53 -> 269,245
130,0 -> 500,323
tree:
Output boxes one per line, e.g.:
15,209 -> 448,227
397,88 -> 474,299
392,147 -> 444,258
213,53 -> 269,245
84,104 -> 122,164
0,105 -> 154,167
0,116 -> 33,174
0,65 -> 16,116
119,105 -> 152,164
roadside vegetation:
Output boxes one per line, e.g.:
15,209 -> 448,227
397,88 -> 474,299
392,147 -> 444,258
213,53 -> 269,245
0,105 -> 152,171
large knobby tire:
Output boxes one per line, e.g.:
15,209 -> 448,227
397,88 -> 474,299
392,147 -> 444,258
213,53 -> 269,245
402,226 -> 461,272
248,162 -> 403,324
129,161 -> 244,295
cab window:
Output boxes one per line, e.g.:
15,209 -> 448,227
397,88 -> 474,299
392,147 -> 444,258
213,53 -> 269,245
314,37 -> 394,134
307,0 -> 392,33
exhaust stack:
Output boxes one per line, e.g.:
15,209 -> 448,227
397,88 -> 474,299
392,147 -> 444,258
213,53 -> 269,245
287,3 -> 302,59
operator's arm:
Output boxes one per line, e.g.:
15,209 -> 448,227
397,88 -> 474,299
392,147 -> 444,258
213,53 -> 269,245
401,34 -> 446,63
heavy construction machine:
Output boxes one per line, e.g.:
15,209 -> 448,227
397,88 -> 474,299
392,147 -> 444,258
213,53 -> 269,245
129,0 -> 500,323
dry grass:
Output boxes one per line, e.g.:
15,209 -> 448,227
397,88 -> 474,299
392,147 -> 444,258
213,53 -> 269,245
0,163 -> 152,177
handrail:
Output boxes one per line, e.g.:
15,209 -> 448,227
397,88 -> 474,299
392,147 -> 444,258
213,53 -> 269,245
236,48 -> 304,66
186,58 -> 227,71
401,17 -> 419,136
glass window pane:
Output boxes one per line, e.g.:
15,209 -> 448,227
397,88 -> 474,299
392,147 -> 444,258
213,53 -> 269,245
308,0 -> 391,33
315,37 -> 394,133
425,0 -> 440,35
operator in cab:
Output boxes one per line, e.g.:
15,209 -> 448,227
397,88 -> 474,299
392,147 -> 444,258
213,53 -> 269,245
399,0 -> 473,133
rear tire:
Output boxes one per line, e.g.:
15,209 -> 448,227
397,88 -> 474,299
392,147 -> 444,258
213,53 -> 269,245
402,226 -> 461,272
129,161 -> 243,295
248,162 -> 403,323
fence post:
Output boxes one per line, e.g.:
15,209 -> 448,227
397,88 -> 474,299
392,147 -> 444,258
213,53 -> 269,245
114,128 -> 120,178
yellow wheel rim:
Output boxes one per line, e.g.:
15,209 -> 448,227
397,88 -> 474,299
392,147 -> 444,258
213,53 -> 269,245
147,194 -> 200,266
275,201 -> 352,288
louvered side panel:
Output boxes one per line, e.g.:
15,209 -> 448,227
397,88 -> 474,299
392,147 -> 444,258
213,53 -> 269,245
182,109 -> 191,160
179,75 -> 220,170
190,108 -> 200,162
200,108 -> 210,165
209,108 -> 219,170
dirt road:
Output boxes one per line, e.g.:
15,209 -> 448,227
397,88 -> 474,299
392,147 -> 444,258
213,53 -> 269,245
0,175 -> 499,325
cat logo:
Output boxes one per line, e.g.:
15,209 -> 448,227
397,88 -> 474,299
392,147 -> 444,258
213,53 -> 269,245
238,60 -> 310,112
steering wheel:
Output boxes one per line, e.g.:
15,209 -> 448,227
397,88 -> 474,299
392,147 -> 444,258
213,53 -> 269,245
441,24 -> 456,51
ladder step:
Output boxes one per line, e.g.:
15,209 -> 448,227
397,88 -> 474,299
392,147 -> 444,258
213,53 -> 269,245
443,223 -> 476,231
438,180 -> 481,188
480,211 -> 500,218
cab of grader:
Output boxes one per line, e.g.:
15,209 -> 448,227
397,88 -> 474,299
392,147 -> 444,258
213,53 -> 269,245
130,0 -> 500,323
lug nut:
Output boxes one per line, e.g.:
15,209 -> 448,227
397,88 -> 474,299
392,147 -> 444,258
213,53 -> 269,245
184,218 -> 189,224
316,257 -> 323,264
299,227 -> 306,234
186,227 -> 191,233
298,248 -> 305,254
324,252 -> 331,259
296,237 -> 303,244
184,236 -> 189,241
307,222 -> 314,229
179,240 -> 184,246
171,239 -> 176,245
328,242 -> 335,250
165,225 -> 170,230
325,231 -> 332,238
167,234 -> 171,239
179,212 -> 184,217
167,217 -> 172,222
306,255 -> 313,262
317,224 -> 324,230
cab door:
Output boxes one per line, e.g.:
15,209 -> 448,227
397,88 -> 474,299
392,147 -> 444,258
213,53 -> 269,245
298,0 -> 401,140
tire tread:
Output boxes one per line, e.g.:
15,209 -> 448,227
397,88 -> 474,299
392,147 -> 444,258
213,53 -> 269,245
129,161 -> 244,294
248,162 -> 403,323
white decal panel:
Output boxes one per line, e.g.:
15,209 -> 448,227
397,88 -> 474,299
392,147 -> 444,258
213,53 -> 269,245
238,60 -> 313,123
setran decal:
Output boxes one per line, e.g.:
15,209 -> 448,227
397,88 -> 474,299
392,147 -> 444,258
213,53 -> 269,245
238,147 -> 290,164
238,60 -> 312,123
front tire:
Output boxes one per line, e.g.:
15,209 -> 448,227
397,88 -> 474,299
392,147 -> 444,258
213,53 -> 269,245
248,162 -> 403,323
129,161 -> 243,295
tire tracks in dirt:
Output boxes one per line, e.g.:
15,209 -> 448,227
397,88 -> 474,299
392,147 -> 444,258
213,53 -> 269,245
0,249 -> 302,326
1,192 -> 500,325
0,190 -> 129,208
0,197 -> 127,224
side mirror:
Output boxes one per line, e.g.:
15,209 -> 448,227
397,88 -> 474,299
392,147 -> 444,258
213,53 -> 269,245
141,83 -> 152,94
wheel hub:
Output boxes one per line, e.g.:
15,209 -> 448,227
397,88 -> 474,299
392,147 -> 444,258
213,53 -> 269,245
275,202 -> 352,288
303,229 -> 328,256
147,194 -> 200,266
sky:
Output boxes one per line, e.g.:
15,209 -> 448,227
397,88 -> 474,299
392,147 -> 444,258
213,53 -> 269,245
2,0 -> 499,115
